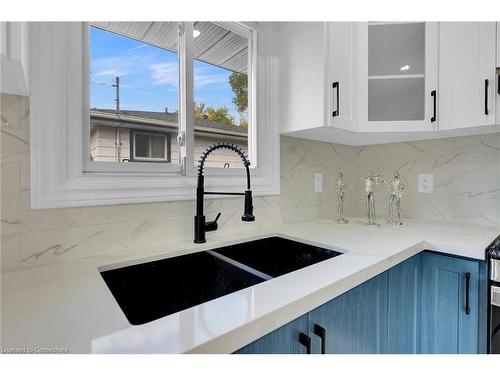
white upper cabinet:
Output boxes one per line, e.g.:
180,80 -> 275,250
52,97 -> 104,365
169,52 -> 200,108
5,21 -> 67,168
439,22 -> 496,130
0,22 -> 29,96
326,22 -> 358,131
279,22 -> 327,133
355,22 -> 438,133
496,22 -> 500,126
279,22 -> 499,146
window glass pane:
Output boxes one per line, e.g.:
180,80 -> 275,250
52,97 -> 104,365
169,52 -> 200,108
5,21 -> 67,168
89,23 -> 179,164
368,77 -> 425,121
192,22 -> 249,168
151,135 -> 166,159
134,133 -> 150,158
368,22 -> 425,76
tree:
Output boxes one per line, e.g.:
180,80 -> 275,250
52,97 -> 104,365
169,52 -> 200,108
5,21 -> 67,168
229,72 -> 248,127
206,106 -> 234,125
228,72 -> 248,113
194,102 -> 234,124
194,102 -> 207,119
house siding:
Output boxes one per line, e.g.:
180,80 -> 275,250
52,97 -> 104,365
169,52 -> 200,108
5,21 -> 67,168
90,126 -> 247,168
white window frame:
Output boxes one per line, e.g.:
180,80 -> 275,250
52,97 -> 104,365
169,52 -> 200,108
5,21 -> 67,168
29,22 -> 279,208
83,22 -> 183,174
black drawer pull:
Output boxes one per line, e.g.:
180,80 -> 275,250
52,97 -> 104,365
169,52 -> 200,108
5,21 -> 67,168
313,324 -> 326,354
465,272 -> 471,315
431,90 -> 437,123
485,79 -> 489,115
298,332 -> 311,354
332,81 -> 339,117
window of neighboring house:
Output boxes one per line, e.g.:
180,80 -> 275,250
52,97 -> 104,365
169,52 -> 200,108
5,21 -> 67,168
130,131 -> 171,162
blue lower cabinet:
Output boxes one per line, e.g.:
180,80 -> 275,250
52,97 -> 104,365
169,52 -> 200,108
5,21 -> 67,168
234,251 -> 484,354
420,252 -> 479,354
234,314 -> 309,354
386,254 -> 421,353
308,272 -> 388,354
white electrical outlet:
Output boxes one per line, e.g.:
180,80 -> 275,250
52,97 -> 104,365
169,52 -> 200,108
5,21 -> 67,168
418,174 -> 433,193
314,173 -> 323,193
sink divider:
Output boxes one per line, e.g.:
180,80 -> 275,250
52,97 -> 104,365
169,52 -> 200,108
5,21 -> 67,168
207,250 -> 273,281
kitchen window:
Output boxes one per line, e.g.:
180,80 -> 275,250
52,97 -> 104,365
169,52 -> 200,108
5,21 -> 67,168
29,22 -> 279,208
86,22 -> 253,173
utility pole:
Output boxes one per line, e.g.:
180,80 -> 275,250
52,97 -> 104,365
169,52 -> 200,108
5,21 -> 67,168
112,76 -> 120,111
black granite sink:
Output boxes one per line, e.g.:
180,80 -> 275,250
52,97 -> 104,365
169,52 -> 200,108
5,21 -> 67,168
100,236 -> 341,325
100,251 -> 265,325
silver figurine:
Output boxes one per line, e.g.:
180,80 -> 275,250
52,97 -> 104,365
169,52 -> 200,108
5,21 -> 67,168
388,172 -> 406,225
335,172 -> 348,224
361,171 -> 386,226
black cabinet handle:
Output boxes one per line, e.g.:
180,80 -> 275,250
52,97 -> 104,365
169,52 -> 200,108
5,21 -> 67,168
497,72 -> 500,95
332,81 -> 339,117
485,79 -> 489,115
430,90 -> 437,123
465,272 -> 471,315
298,332 -> 311,354
313,324 -> 326,354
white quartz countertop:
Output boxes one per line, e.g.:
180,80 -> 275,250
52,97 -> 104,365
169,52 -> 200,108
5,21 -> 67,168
1,218 -> 498,353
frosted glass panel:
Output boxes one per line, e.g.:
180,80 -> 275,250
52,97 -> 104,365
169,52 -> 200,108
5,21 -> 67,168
369,23 -> 425,76
368,78 -> 425,121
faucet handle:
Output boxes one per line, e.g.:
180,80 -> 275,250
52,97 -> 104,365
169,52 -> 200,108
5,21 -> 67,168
205,212 -> 221,232
242,190 -> 255,222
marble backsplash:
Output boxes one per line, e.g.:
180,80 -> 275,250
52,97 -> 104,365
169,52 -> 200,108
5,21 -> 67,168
1,93 -> 499,271
353,135 -> 500,227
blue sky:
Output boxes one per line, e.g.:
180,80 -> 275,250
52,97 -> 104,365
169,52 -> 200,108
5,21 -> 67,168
90,26 -> 239,120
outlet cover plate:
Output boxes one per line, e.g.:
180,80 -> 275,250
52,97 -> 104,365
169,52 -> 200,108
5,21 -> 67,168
314,173 -> 323,193
418,174 -> 433,193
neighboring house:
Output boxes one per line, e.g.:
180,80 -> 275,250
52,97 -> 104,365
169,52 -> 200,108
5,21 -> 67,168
90,109 -> 248,168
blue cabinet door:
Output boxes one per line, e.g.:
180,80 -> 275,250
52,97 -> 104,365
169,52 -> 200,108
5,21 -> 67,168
386,254 -> 421,353
420,252 -> 479,353
307,271 -> 388,354
234,314 -> 309,354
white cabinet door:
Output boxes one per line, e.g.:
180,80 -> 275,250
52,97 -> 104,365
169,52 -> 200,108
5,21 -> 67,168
327,22 -> 358,131
278,22 -> 326,134
358,22 -> 438,132
439,22 -> 496,130
357,22 -> 439,133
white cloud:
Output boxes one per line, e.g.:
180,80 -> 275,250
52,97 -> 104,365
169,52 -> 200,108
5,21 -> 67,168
148,62 -> 179,87
91,55 -> 148,78
193,66 -> 228,88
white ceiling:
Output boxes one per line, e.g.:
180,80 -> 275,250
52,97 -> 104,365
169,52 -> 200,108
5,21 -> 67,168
91,22 -> 248,74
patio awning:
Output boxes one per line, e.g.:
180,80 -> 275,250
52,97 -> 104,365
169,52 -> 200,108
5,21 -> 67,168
90,22 -> 248,74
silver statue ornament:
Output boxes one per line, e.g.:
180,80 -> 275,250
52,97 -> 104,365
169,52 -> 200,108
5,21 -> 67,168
335,172 -> 348,224
388,171 -> 406,225
361,171 -> 386,226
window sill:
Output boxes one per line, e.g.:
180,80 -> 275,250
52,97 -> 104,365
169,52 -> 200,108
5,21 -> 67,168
31,170 -> 279,209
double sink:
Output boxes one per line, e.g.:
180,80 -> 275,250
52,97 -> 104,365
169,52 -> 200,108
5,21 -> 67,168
100,236 -> 342,325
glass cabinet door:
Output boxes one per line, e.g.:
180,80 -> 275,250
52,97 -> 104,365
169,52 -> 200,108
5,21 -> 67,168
367,22 -> 426,122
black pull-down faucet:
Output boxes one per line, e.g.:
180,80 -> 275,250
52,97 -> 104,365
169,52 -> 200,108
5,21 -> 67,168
194,143 -> 255,244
